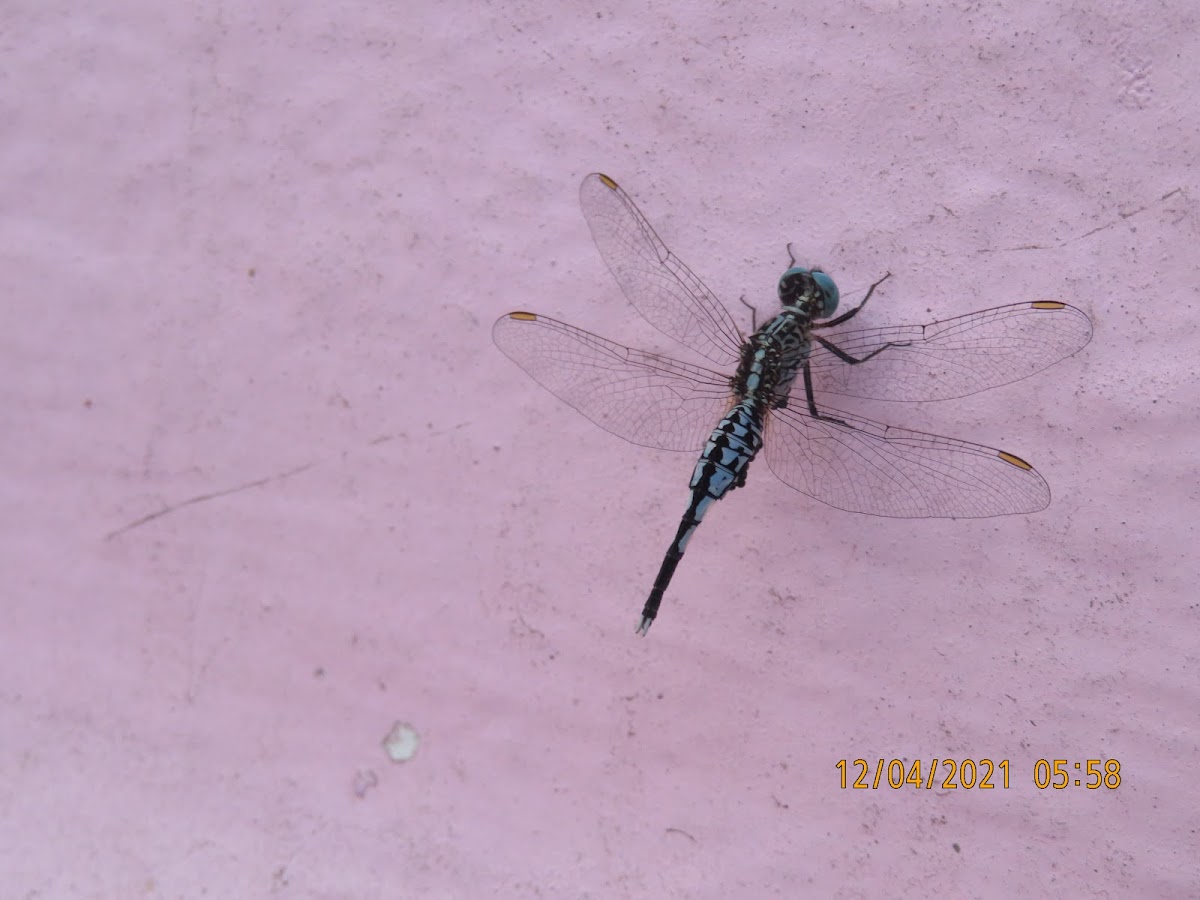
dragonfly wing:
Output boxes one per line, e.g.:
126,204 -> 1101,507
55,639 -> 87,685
809,301 -> 1092,401
763,403 -> 1050,518
493,311 -> 733,452
579,173 -> 744,367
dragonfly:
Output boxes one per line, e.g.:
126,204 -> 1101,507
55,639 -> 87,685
494,173 -> 1092,635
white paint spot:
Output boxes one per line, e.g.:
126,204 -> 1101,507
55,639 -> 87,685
382,721 -> 419,762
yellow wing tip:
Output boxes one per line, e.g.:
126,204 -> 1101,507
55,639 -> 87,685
597,173 -> 619,190
998,450 -> 1033,470
507,311 -> 538,321
1031,301 -> 1067,310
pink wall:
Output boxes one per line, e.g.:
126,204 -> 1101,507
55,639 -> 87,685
3,1 -> 1197,896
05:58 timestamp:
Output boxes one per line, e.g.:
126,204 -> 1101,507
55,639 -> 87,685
1033,758 -> 1122,790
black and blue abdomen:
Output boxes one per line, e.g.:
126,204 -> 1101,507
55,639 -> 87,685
689,400 -> 766,517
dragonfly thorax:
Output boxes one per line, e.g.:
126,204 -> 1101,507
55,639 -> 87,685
778,266 -> 839,318
732,311 -> 811,407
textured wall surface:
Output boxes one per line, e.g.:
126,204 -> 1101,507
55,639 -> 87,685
3,1 -> 1198,897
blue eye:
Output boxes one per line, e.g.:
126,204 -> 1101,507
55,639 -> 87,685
812,270 -> 839,316
778,267 -> 839,316
777,267 -> 809,303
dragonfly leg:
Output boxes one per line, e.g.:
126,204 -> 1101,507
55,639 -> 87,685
812,272 -> 892,329
738,294 -> 759,331
813,333 -> 912,365
802,361 -> 850,427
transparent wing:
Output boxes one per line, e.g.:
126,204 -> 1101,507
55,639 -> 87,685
579,172 -> 744,366
764,404 -> 1050,518
493,311 -> 733,452
809,301 -> 1092,401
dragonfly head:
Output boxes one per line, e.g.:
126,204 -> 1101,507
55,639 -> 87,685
778,267 -> 839,318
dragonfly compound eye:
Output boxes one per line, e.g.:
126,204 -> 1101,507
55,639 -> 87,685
777,267 -> 813,308
778,266 -> 839,316
811,269 -> 840,317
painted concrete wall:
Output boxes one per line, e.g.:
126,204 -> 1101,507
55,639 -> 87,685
3,1 -> 1197,896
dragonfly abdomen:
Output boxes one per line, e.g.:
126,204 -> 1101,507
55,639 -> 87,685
690,399 -> 766,502
637,399 -> 766,635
